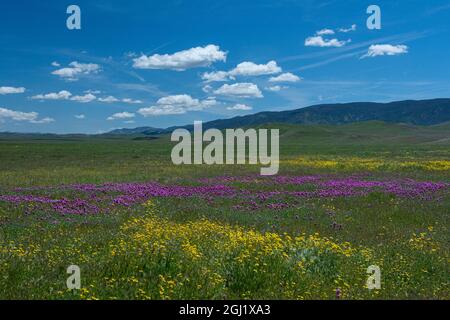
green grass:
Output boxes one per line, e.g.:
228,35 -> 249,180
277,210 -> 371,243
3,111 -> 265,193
0,122 -> 449,299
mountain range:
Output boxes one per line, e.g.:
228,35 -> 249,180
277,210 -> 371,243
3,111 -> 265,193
108,98 -> 450,135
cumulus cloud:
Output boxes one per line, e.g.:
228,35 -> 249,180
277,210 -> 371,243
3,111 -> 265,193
361,44 -> 409,58
31,91 -> 99,103
75,114 -> 85,119
0,107 -> 54,124
305,26 -> 353,48
107,112 -> 135,121
227,104 -> 252,111
214,83 -> 263,98
228,61 -> 282,77
339,24 -> 357,33
201,71 -> 232,83
132,45 -> 227,71
31,90 -> 72,100
0,86 -> 26,95
269,72 -> 301,83
138,94 -> 217,116
201,60 -> 282,83
70,93 -> 97,103
51,61 -> 61,67
98,96 -> 119,103
305,35 -> 350,47
52,61 -> 101,81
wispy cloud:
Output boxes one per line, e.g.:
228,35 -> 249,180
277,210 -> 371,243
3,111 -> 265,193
282,31 -> 427,63
425,4 -> 450,15
227,103 -> 252,111
288,31 -> 428,71
107,112 -> 135,121
0,86 -> 26,95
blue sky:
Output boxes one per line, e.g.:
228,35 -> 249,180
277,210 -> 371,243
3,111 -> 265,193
0,0 -> 449,133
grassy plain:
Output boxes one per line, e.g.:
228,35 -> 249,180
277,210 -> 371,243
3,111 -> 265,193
0,122 -> 449,299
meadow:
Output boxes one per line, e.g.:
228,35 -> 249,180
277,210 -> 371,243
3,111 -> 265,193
0,122 -> 449,300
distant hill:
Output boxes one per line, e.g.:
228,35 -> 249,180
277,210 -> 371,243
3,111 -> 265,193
105,98 -> 450,135
2,121 -> 449,146
107,127 -> 165,135
1,99 -> 449,138
172,98 -> 450,131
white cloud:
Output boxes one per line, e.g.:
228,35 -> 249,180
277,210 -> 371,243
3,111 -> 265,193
269,72 -> 301,83
157,94 -> 200,108
201,60 -> 282,83
361,44 -> 409,58
138,94 -> 217,116
0,107 -> 54,124
201,71 -> 232,83
316,29 -> 335,36
85,89 -> 101,94
52,61 -> 101,81
202,85 -> 213,93
339,24 -> 357,33
265,85 -> 284,92
98,96 -> 119,103
305,35 -> 350,47
98,96 -> 142,104
122,98 -> 143,104
32,91 -> 98,103
201,97 -> 219,108
30,117 -> 55,124
227,104 -> 252,111
75,114 -> 85,119
0,86 -> 26,95
132,45 -> 227,71
0,108 -> 37,121
31,90 -> 72,100
107,112 -> 135,121
51,61 -> 61,67
214,83 -> 263,98
138,105 -> 186,116
70,93 -> 97,103
228,61 -> 282,77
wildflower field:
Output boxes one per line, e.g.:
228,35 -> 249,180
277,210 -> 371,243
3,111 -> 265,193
0,123 -> 449,300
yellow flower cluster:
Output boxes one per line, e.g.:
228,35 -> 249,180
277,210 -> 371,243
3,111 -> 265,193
409,230 -> 440,253
0,242 -> 41,258
105,200 -> 374,299
284,157 -> 450,171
